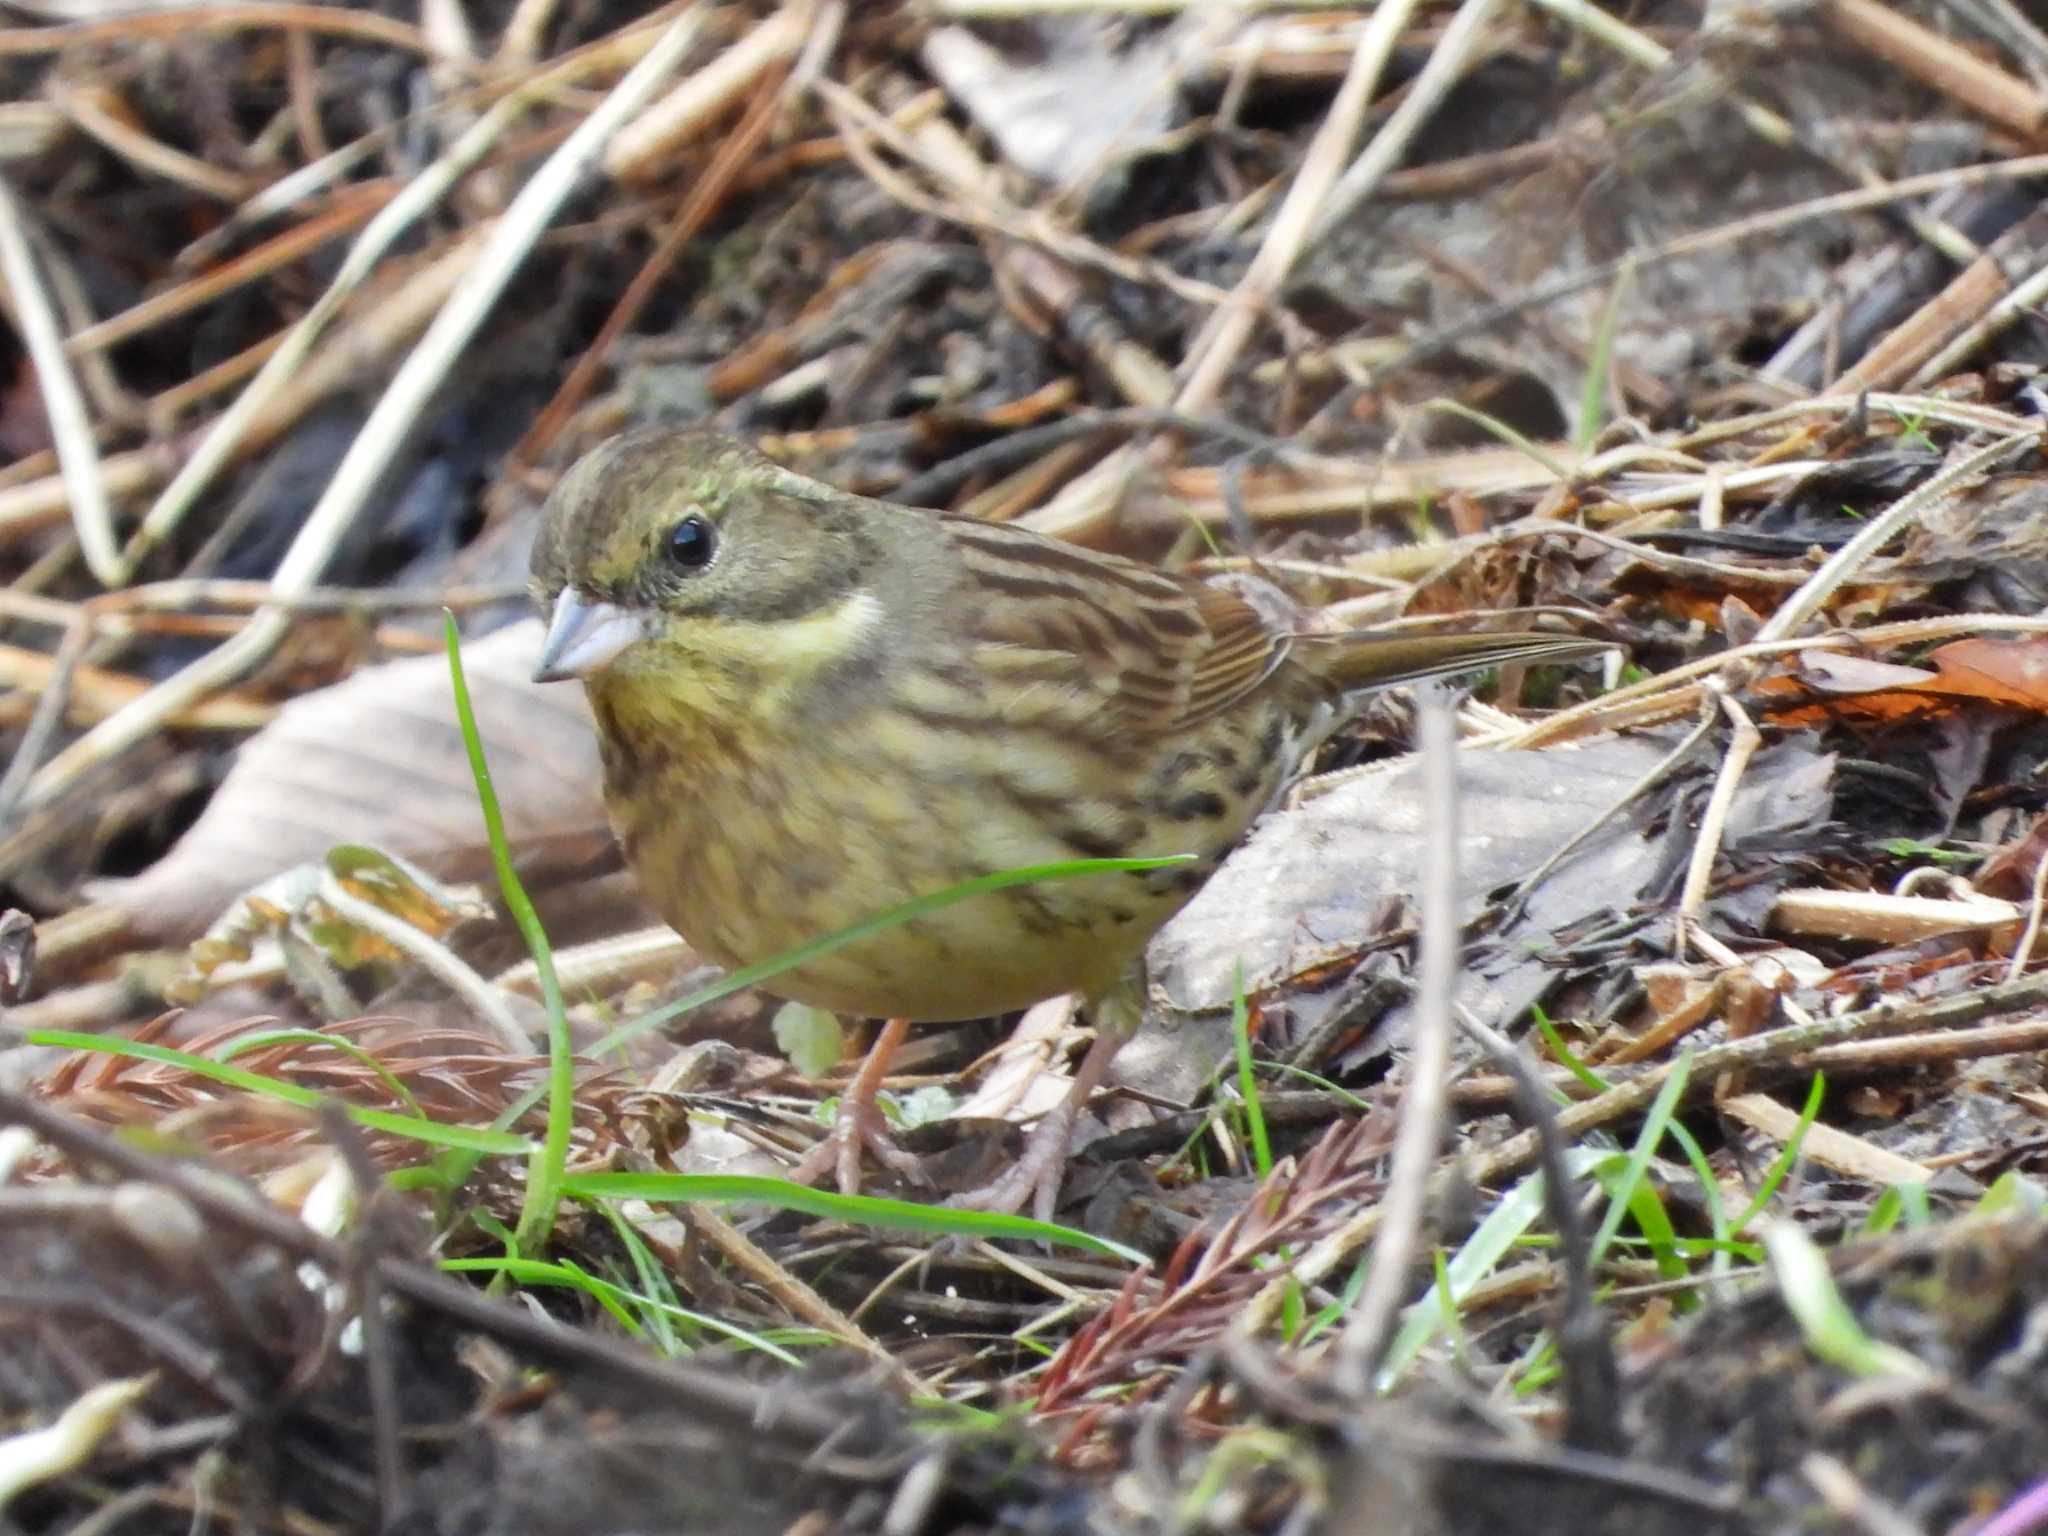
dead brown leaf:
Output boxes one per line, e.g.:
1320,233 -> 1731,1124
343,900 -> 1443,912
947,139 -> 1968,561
1761,636 -> 2048,724
91,620 -> 609,943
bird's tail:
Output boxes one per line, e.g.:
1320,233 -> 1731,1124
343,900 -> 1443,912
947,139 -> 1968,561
1292,629 -> 1614,695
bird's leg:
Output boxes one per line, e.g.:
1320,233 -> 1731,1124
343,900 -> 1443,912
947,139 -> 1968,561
949,971 -> 1143,1222
790,1015 -> 925,1193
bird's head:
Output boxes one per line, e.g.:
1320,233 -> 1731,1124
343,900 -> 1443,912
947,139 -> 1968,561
529,429 -> 896,703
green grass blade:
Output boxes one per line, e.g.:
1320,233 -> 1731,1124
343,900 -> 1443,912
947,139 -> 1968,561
596,1201 -> 685,1355
1764,1222 -> 1932,1380
442,1254 -> 806,1362
1257,1061 -> 1373,1112
1297,1250 -> 1373,1347
1531,1006 -> 1606,1097
560,1171 -> 1145,1263
1732,1072 -> 1826,1234
1587,1050 -> 1692,1269
1574,257 -> 1631,453
448,851 -> 1201,1188
1418,399 -> 1574,481
1375,1146 -> 1622,1390
215,1026 -> 426,1119
1230,964 -> 1271,1178
1661,1119 -> 1734,1293
587,853 -> 1194,1058
445,613 -> 574,1257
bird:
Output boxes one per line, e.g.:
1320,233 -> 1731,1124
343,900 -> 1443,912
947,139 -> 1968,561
529,427 -> 1609,1217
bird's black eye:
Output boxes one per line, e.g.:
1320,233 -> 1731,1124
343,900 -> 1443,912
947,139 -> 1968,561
667,513 -> 716,570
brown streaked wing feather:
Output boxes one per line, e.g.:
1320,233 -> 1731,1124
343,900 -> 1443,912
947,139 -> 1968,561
1175,584 -> 1290,726
1292,630 -> 1612,693
947,519 -> 1286,735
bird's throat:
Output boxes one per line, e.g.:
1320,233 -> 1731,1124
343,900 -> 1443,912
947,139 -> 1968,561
588,586 -> 887,752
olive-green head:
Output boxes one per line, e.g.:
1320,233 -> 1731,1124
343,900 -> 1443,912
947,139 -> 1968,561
528,427 -> 892,687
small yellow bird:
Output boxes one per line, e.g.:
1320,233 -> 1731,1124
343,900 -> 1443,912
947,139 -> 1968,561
531,428 -> 1606,1214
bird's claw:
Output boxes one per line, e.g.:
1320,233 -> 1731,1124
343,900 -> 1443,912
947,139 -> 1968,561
944,1105 -> 1077,1224
791,1093 -> 924,1195
944,1162 -> 1062,1225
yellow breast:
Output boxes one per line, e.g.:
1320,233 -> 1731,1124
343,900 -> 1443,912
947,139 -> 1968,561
590,666 -> 1289,1022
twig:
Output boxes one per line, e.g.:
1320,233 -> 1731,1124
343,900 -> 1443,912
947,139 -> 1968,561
21,208 -> 130,424
1240,970 -> 2048,1334
48,79 -> 257,203
518,9 -> 793,465
0,174 -> 119,586
1819,0 -> 2046,140
1684,924 -> 1815,1033
2005,844 -> 2048,983
1803,1453 -> 1925,1536
1941,0 -> 2048,90
1175,0 -> 1412,414
1674,684 -> 1760,961
0,5 -> 439,58
1309,0 -> 1502,248
1798,1017 -> 2048,1073
1909,251 -> 2048,386
1503,614 -> 2048,752
1719,1092 -> 1933,1187
1468,973 -> 2048,1185
1374,151 -> 2048,385
1751,429 -> 2041,648
18,9 -> 708,815
1333,688 -> 1459,1394
0,1090 -> 887,1455
66,181 -> 396,358
1499,706 -> 1715,923
122,12 -> 705,575
0,637 -> 271,732
314,874 -> 531,1052
687,1202 -> 930,1397
1524,0 -> 1978,265
603,1 -> 804,184
0,615 -> 89,831
1456,1006 -> 1618,1454
815,79 -> 1230,312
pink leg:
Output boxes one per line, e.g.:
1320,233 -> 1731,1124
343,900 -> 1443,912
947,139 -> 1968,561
789,1016 -> 924,1193
948,1026 -> 1124,1222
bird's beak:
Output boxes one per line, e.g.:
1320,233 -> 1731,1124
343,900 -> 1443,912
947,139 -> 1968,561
532,591 -> 651,683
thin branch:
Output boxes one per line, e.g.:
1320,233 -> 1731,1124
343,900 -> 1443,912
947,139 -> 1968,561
18,8 -> 708,815
0,174 -> 119,586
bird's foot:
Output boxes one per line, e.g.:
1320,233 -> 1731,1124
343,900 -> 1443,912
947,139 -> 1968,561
946,986 -> 1136,1223
790,1089 -> 925,1195
944,1096 -> 1080,1223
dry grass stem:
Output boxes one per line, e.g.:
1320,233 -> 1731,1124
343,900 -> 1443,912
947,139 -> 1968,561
1309,0 -> 1500,249
1718,1092 -> 1934,1188
1333,689 -> 1460,1393
1176,0 -> 1411,414
1819,0 -> 2047,138
19,13 -> 705,812
603,2 -> 805,184
1674,685 -> 1760,961
688,1202 -> 931,1395
66,183 -> 397,359
0,175 -> 117,586
47,80 -> 257,203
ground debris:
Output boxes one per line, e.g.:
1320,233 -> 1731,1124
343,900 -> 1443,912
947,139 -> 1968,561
9,1 -> 2048,1529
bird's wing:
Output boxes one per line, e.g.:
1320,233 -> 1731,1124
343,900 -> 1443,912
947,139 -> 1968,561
949,519 -> 1289,736
1173,583 -> 1291,727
